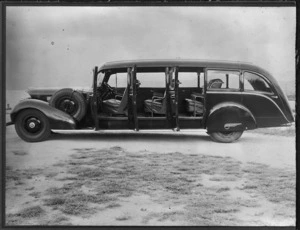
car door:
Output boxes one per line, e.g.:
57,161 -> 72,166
174,67 -> 180,130
166,67 -> 179,129
127,66 -> 139,131
93,66 -> 100,130
205,68 -> 242,114
177,70 -> 204,129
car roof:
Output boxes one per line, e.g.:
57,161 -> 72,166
99,59 -> 275,80
100,59 -> 267,73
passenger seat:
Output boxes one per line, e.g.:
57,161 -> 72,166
144,91 -> 167,116
102,87 -> 129,115
185,92 -> 204,116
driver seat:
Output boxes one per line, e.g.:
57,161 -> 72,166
102,87 -> 129,115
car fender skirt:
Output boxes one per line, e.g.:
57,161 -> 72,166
11,99 -> 76,130
206,102 -> 256,132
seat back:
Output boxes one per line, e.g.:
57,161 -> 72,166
208,79 -> 224,88
117,86 -> 129,113
159,91 -> 167,114
155,90 -> 174,114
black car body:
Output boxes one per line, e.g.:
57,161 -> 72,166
8,59 -> 294,143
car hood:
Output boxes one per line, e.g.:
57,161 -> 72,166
26,87 -> 93,97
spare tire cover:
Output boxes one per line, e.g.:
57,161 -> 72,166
49,88 -> 87,121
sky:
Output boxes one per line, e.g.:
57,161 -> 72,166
6,6 -> 296,90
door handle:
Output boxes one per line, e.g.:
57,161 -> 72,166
271,95 -> 278,99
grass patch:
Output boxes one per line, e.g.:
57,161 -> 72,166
216,187 -> 230,193
45,172 -> 59,178
15,181 -> 25,186
214,208 -> 239,214
239,184 -> 258,190
44,192 -> 107,216
44,197 -> 66,208
6,168 -> 43,183
185,191 -> 242,225
45,182 -> 114,216
157,211 -> 185,222
13,151 -> 28,156
53,215 -> 70,223
235,199 -> 260,208
115,213 -> 131,221
105,203 -> 122,209
60,201 -> 91,216
7,146 -> 295,225
46,183 -> 82,196
52,162 -> 66,167
28,192 -> 41,198
110,146 -> 124,151
72,147 -> 96,151
64,148 -> 294,223
209,176 -> 237,182
44,215 -> 70,225
12,206 -> 45,219
242,163 -> 295,206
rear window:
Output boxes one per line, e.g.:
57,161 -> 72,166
244,72 -> 273,93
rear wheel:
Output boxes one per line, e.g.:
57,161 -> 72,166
15,109 -> 51,142
209,131 -> 243,143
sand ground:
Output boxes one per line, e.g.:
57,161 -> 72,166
5,125 -> 296,226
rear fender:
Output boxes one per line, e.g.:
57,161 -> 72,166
10,99 -> 76,129
206,102 -> 256,132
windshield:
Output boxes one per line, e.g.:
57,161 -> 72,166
97,72 -> 105,87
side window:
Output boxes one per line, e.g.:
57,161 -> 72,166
179,72 -> 197,87
179,72 -> 204,88
207,70 -> 240,90
108,72 -> 127,88
244,72 -> 272,93
137,72 -> 165,88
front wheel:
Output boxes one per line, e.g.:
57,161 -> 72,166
15,109 -> 51,142
209,131 -> 243,143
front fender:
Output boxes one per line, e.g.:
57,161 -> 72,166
10,99 -> 76,130
206,102 -> 256,132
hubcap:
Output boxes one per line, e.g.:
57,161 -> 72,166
24,117 -> 42,133
59,99 -> 76,114
29,122 -> 36,129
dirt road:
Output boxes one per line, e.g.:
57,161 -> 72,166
5,126 -> 295,226
6,127 -> 295,169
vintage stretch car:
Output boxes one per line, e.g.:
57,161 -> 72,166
7,59 -> 294,143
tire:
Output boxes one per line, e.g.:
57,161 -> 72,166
49,88 -> 87,121
15,109 -> 51,142
209,131 -> 243,143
